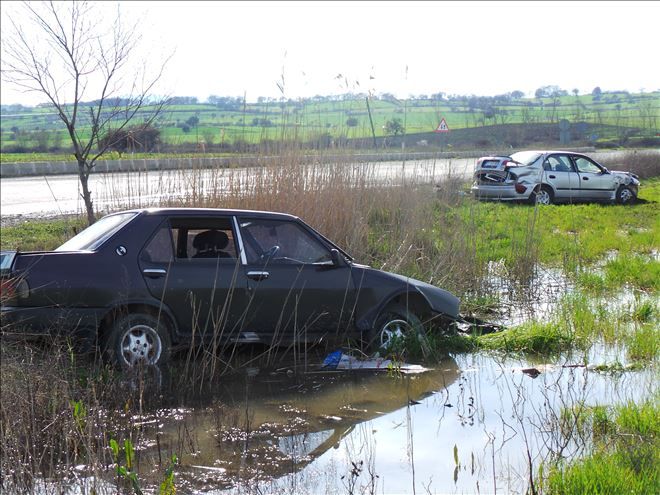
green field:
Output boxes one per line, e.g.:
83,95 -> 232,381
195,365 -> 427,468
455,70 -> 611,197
1,90 -> 658,155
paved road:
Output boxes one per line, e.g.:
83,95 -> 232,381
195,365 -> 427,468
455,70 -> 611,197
0,158 -> 475,219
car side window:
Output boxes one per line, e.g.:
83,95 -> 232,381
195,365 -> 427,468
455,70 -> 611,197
544,155 -> 573,172
573,157 -> 602,174
141,226 -> 174,263
169,218 -> 238,260
239,218 -> 332,264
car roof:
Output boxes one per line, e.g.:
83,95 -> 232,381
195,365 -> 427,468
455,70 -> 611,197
480,151 -> 591,160
519,150 -> 589,156
119,207 -> 300,222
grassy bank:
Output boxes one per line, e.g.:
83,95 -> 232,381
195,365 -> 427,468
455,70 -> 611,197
541,400 -> 659,494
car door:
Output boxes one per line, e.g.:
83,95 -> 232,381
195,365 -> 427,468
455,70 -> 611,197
237,216 -> 356,345
571,155 -> 616,200
139,216 -> 250,343
542,153 -> 579,201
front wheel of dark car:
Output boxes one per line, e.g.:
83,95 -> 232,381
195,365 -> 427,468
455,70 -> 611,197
616,185 -> 636,204
104,313 -> 172,368
368,305 -> 425,355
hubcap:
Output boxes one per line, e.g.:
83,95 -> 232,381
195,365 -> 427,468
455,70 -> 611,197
120,324 -> 161,366
380,319 -> 412,349
620,188 -> 633,203
537,190 -> 550,205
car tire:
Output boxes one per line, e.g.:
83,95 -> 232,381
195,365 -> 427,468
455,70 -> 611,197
531,185 -> 554,205
616,185 -> 636,205
104,312 -> 171,368
368,304 -> 424,353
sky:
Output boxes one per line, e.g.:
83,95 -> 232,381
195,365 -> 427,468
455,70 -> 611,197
1,0 -> 659,106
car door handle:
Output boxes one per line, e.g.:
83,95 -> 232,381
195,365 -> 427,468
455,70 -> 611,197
548,175 -> 556,179
247,271 -> 269,281
143,268 -> 167,278
582,176 -> 589,180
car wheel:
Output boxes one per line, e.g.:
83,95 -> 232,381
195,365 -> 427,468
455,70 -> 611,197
616,185 -> 636,204
369,305 -> 424,353
532,185 -> 554,205
104,313 -> 171,368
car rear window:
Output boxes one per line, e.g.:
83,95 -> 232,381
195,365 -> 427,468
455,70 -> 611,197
510,151 -> 542,166
480,159 -> 502,169
55,212 -> 138,252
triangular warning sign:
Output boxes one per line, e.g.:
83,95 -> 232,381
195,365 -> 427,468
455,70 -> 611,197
435,118 -> 450,133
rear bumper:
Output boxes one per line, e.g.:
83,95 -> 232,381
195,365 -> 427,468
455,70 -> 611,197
1,305 -> 102,343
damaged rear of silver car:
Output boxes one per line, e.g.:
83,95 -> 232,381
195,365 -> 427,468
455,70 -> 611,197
471,151 -> 640,205
471,152 -> 543,202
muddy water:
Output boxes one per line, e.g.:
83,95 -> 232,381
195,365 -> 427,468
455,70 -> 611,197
124,346 -> 656,495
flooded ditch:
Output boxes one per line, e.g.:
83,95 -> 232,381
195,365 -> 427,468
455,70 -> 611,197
29,346 -> 655,494
1,264 -> 657,494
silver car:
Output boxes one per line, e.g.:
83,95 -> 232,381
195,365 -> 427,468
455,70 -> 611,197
471,151 -> 640,205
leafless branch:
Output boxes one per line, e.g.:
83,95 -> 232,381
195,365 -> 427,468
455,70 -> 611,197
1,1 -> 171,224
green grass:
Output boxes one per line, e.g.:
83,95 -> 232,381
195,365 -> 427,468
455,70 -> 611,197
544,400 -> 660,495
0,217 -> 86,251
461,290 -> 658,360
475,321 -> 577,355
603,255 -> 660,292
626,324 -> 659,362
459,177 -> 660,290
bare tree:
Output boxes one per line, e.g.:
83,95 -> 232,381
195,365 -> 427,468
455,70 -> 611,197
2,1 -> 170,224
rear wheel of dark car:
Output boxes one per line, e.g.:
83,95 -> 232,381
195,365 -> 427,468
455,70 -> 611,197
616,185 -> 636,204
531,185 -> 554,205
104,313 -> 171,368
368,304 -> 425,354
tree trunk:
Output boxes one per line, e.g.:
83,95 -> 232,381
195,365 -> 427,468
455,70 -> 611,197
78,162 -> 95,225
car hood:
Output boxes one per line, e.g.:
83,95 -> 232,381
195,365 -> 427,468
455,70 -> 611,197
357,265 -> 460,319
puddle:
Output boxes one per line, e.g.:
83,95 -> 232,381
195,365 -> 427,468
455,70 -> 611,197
4,263 -> 656,494
44,347 -> 647,495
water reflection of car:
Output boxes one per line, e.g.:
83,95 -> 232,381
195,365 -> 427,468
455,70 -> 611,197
0,208 -> 460,367
471,150 -> 640,205
151,357 -> 460,486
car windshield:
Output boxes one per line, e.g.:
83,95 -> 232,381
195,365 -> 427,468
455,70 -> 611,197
55,212 -> 137,251
510,151 -> 543,166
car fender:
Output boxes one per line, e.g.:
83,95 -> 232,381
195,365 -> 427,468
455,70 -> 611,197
100,297 -> 181,341
351,267 -> 460,332
354,287 -> 432,331
519,166 -> 545,196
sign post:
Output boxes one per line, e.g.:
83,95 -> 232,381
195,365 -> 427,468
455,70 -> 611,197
434,118 -> 450,151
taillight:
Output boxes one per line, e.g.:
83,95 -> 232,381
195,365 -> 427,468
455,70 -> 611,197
0,279 -> 16,303
0,278 -> 29,304
515,183 -> 527,194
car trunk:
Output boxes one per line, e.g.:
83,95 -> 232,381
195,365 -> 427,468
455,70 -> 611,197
473,157 -> 516,185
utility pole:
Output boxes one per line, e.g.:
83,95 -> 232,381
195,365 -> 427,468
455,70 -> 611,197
365,97 -> 377,148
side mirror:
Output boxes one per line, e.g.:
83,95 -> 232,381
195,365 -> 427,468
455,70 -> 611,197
330,249 -> 347,267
